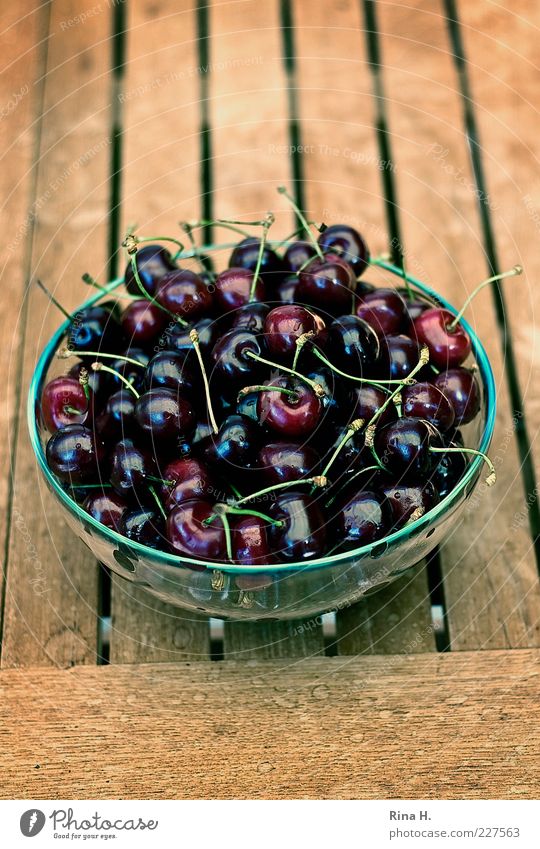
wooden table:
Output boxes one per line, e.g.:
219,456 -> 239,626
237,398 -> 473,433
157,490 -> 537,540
1,0 -> 539,799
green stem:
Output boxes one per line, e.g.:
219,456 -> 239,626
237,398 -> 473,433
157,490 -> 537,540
320,419 -> 364,482
277,186 -> 324,260
249,213 -> 275,302
225,507 -> 283,527
234,476 -> 328,507
242,350 -> 325,397
325,465 -> 382,507
36,279 -> 73,321
149,486 -> 167,521
447,265 -> 522,331
430,446 -> 497,486
190,329 -> 219,434
292,331 -> 315,372
126,248 -> 189,328
179,222 -> 215,277
220,511 -> 233,562
58,348 -> 144,368
91,363 -> 140,398
311,348 -> 409,385
237,384 -> 299,403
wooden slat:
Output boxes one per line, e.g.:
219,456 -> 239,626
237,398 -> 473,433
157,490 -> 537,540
0,1 -> 47,634
208,0 -> 325,656
2,1 -> 112,667
294,0 -> 435,652
1,649 -> 539,799
376,0 -> 540,649
109,0 -> 211,662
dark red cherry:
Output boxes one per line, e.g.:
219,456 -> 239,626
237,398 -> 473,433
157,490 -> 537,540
236,389 -> 259,422
198,414 -> 261,471
257,377 -> 322,437
83,490 -> 127,531
375,418 -> 443,479
257,441 -> 319,485
165,317 -> 218,358
317,224 -> 370,276
119,506 -> 165,549
233,514 -> 275,566
430,447 -> 467,499
380,481 -> 440,530
231,302 -> 270,334
327,314 -> 380,373
46,424 -> 106,484
413,308 -> 471,369
95,389 -> 136,440
214,267 -> 265,312
155,269 -> 212,320
121,300 -> 166,347
69,306 -> 122,356
210,328 -> 265,387
263,305 -> 325,358
134,388 -> 195,442
402,382 -> 456,432
277,274 -> 299,304
297,254 -> 357,316
41,376 -> 93,432
283,240 -> 317,272
124,243 -> 176,297
268,492 -> 326,562
356,288 -> 407,337
333,490 -> 391,550
350,385 -> 396,428
377,334 -> 425,382
228,237 -> 286,286
161,457 -> 215,509
434,368 -> 481,425
167,500 -> 226,561
144,350 -> 197,399
398,291 -> 430,327
110,438 -> 156,501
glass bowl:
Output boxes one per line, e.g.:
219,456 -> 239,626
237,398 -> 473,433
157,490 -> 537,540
28,259 -> 495,620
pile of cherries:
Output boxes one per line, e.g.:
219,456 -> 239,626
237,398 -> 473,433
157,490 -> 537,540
40,188 -> 510,570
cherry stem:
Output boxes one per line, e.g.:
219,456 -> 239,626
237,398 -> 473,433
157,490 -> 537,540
325,465 -> 382,507
82,272 -> 139,302
91,362 -> 140,398
64,405 -> 85,416
277,186 -> 325,260
204,507 -> 233,561
237,384 -> 298,403
188,219 -> 262,239
36,279 -> 73,321
123,237 -> 189,328
320,419 -> 364,482
125,234 -> 185,254
365,345 -> 430,432
242,349 -> 326,398
225,506 -> 283,527
311,347 -> 412,385
70,483 -> 113,489
249,212 -> 275,302
147,475 -> 175,486
58,348 -> 144,368
190,329 -> 219,434
78,367 -> 91,408
447,265 -> 522,331
179,222 -> 215,277
233,476 -> 328,507
429,446 -> 497,486
148,485 -> 167,521
292,331 -> 315,372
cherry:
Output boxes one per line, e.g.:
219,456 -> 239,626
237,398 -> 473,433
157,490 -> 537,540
210,328 -> 265,387
161,457 -> 215,509
257,442 -> 319,485
402,382 -> 456,432
326,314 -> 380,373
430,445 -> 467,499
228,237 -> 286,286
374,418 -> 444,479
236,389 -> 259,422
297,253 -> 357,315
317,223 -> 370,276
434,368 -> 481,425
399,292 -> 430,327
167,500 -> 226,560
356,288 -> 407,337
214,267 -> 265,312
283,240 -> 317,272
41,376 -> 93,432
333,489 -> 391,550
165,317 -> 218,358
198,414 -> 261,471
277,274 -> 300,304
380,481 -> 440,530
96,389 -> 136,440
305,365 -> 344,418
263,305 -> 324,359
69,306 -> 122,357
134,388 -> 195,443
231,302 -> 270,334
68,361 -> 109,403
121,300 -> 166,347
413,308 -> 471,369
124,243 -> 176,297
377,334 -> 425,382
257,377 -> 322,437
350,385 -> 396,428
110,438 -> 156,501
108,348 -> 149,393
144,350 -> 197,399
46,424 -> 106,484
155,269 -> 212,320
119,506 -> 165,549
268,492 -> 326,562
83,490 -> 127,531
233,514 -> 274,565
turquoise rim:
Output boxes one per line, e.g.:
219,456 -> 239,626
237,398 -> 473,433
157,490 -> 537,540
27,257 -> 496,574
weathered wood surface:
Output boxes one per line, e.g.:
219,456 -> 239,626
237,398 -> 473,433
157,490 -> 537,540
1,649 -> 538,799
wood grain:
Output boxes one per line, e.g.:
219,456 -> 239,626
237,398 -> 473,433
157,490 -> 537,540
1,1 -> 113,667
376,0 -> 540,649
209,0 -> 325,656
110,0 -> 210,663
0,649 -> 538,799
0,1 -> 48,635
294,0 -> 435,652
